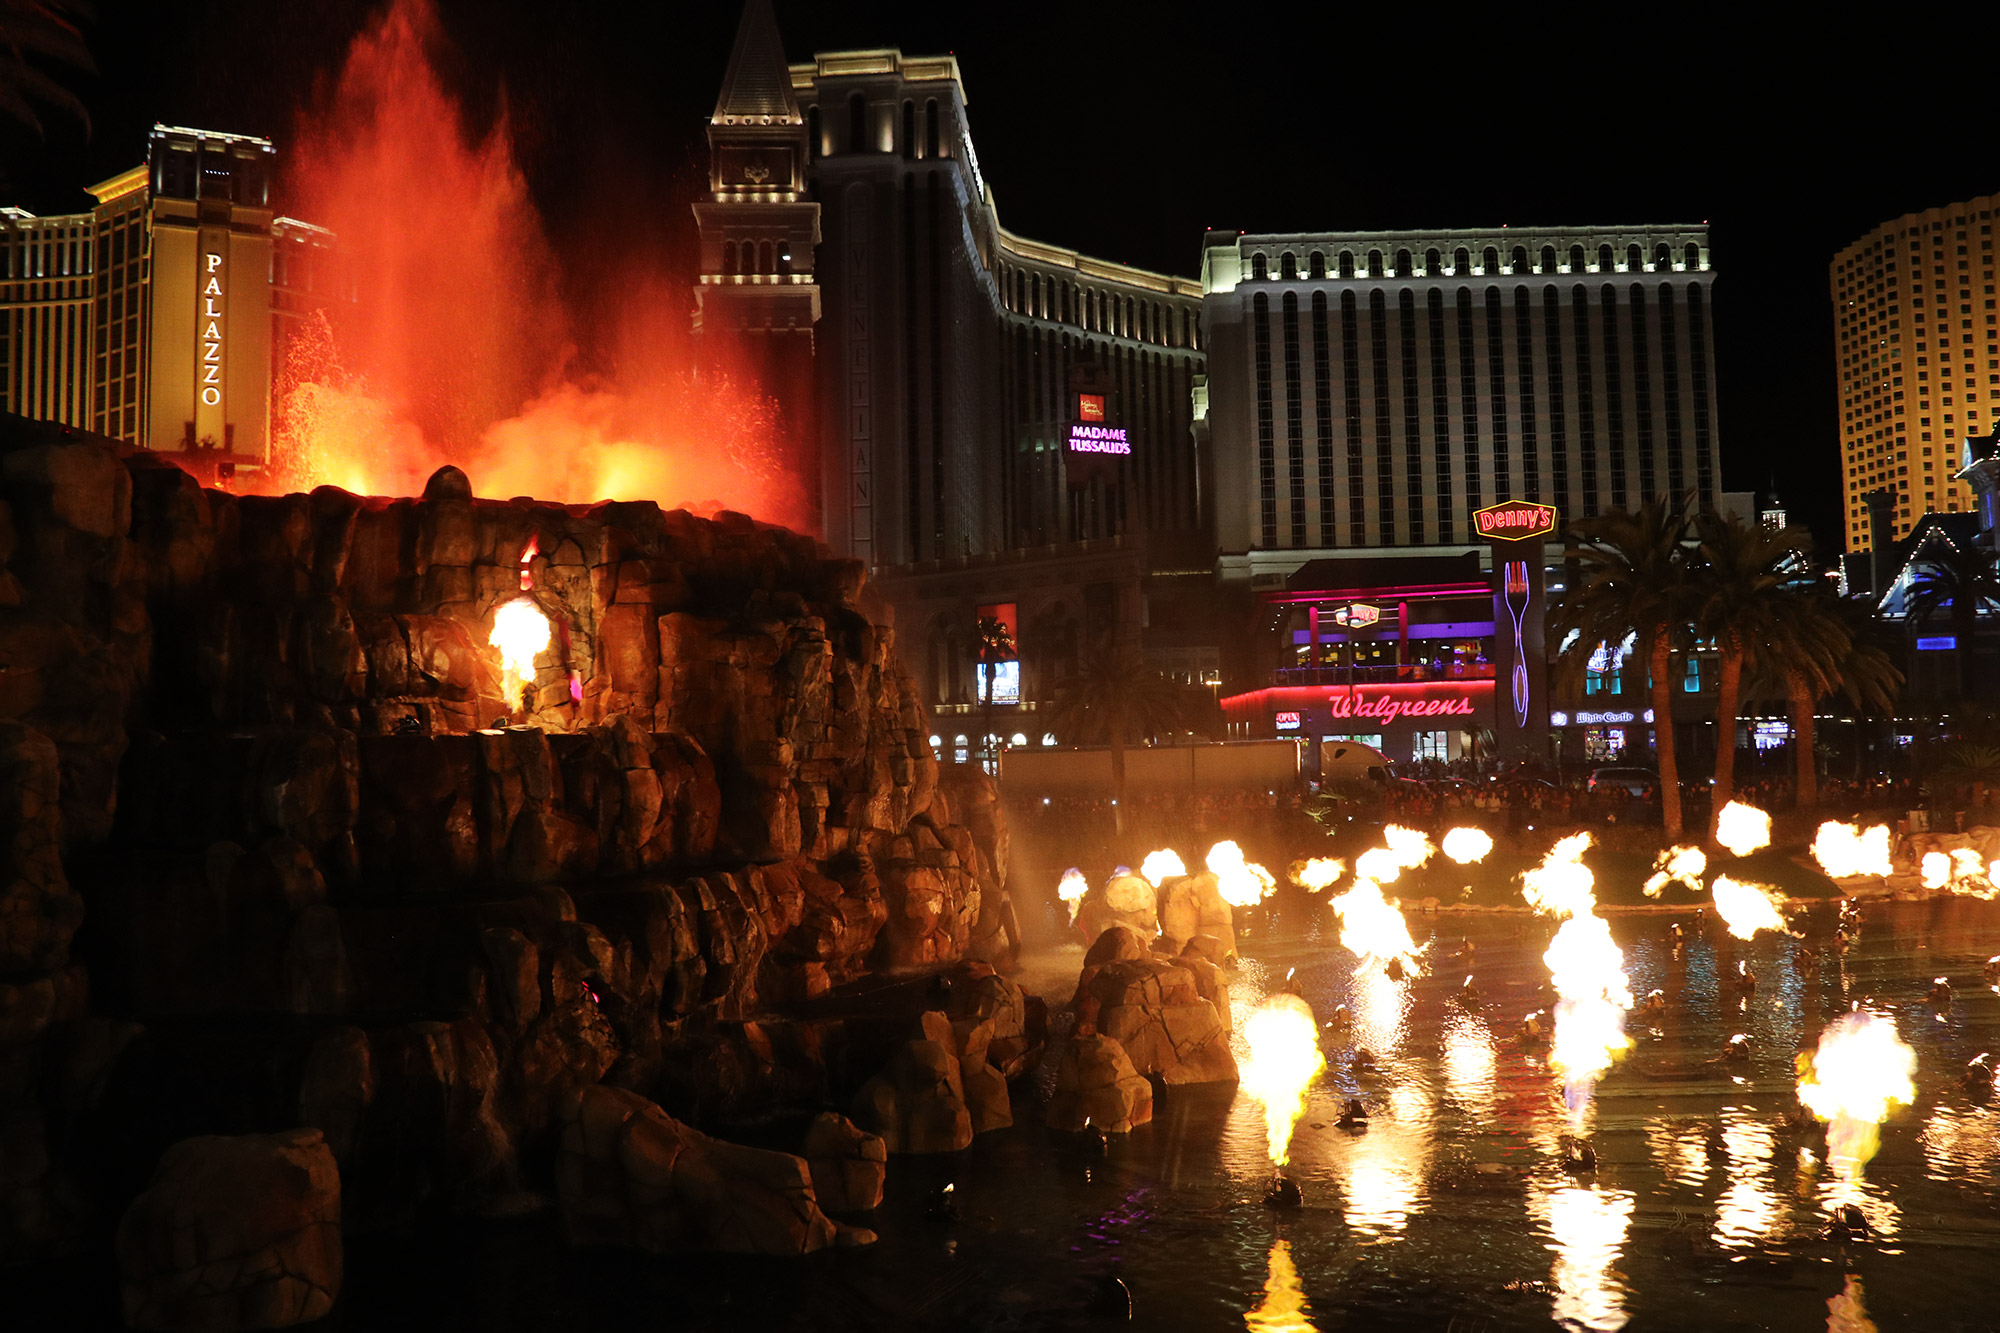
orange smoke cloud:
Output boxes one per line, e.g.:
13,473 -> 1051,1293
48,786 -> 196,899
256,0 -> 804,528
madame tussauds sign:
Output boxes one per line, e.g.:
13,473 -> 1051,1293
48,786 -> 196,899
1328,689 -> 1477,723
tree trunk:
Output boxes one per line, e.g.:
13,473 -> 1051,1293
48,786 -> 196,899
1957,602 -> 1977,703
979,657 -> 993,776
1650,632 -> 1684,841
1788,670 -> 1818,811
1710,639 -> 1743,835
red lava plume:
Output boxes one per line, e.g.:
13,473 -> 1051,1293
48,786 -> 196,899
258,0 -> 802,527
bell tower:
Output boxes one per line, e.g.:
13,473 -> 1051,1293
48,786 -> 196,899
693,0 -> 822,530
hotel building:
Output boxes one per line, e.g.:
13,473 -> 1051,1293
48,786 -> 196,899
0,124 -> 343,479
697,0 -> 1214,733
1832,194 -> 1999,552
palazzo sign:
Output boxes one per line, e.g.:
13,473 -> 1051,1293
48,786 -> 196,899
1472,500 -> 1558,542
200,251 -> 224,409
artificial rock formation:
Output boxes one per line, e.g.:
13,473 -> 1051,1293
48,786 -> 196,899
801,1111 -> 886,1213
0,420 -> 1015,1263
1075,870 -> 1159,944
848,1007 -> 1017,1152
1070,953 -> 1236,1086
1046,1031 -> 1153,1135
555,1084 -> 851,1255
1158,872 -> 1237,958
115,1129 -> 341,1331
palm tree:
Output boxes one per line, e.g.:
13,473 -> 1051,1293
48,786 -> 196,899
1043,639 -> 1188,833
1742,582 -> 1854,810
0,1 -> 93,146
1551,494 -> 1697,839
1904,537 -> 2000,701
1830,594 -> 1905,785
974,615 -> 1015,775
1689,513 -> 1810,826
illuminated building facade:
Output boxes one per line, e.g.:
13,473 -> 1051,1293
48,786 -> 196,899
0,125 -> 343,478
699,1 -> 1214,733
1833,193 -> 1999,552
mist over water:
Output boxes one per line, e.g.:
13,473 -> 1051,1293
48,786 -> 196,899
257,0 -> 804,525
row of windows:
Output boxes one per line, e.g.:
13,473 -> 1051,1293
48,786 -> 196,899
1247,241 -> 1705,283
719,238 -> 794,276
998,265 -> 1197,349
0,228 -> 92,280
1248,283 -> 1714,547
804,94 -> 944,162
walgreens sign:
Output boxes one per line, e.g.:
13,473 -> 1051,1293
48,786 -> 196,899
1328,689 -> 1477,723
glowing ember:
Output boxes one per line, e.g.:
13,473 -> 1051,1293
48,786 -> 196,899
1440,826 -> 1494,865
1293,856 -> 1346,891
1522,833 -> 1597,919
1139,849 -> 1187,888
1057,868 -> 1089,922
1241,993 -> 1326,1166
1642,845 -> 1706,898
1710,875 -> 1789,940
1207,840 -> 1277,908
1812,822 -> 1893,879
1714,800 -> 1772,857
1798,1010 -> 1917,1184
488,596 -> 551,694
1329,876 -> 1424,974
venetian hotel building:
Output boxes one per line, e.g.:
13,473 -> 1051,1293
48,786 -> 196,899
1832,193 -> 1999,552
0,124 -> 342,477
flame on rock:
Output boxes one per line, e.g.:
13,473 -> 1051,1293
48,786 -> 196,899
1921,851 -> 1949,890
1104,870 -> 1155,915
1798,1010 -> 1917,1184
1207,840 -> 1277,908
1330,876 -> 1423,974
1710,875 -> 1789,940
1812,822 -> 1893,879
1241,993 -> 1326,1166
1715,801 -> 1772,858
1642,845 -> 1707,899
489,596 -> 551,695
1057,868 -> 1089,922
1293,856 -> 1346,892
1920,848 -> 2000,899
1441,826 -> 1495,865
1139,849 -> 1187,888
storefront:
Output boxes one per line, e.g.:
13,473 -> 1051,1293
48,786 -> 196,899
1222,678 -> 1497,767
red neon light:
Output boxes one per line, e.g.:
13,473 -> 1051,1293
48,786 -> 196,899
1221,680 -> 1494,726
1261,581 -> 1491,604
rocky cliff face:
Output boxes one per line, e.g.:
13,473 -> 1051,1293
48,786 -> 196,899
0,421 -> 1011,1258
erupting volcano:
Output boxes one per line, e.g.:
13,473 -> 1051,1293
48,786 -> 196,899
253,0 -> 804,525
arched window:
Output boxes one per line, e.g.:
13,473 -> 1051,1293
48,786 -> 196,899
1425,247 -> 1441,276
1684,242 -> 1701,271
1482,246 -> 1499,274
1654,242 -> 1672,270
758,240 -> 774,273
1541,245 -> 1558,273
1395,248 -> 1412,276
1599,243 -> 1614,272
722,240 -> 738,276
925,100 -> 941,158
901,101 -> 916,159
1309,250 -> 1326,279
1570,243 -> 1586,273
1368,249 -> 1384,277
1280,251 -> 1297,280
807,106 -> 821,160
1339,251 -> 1355,279
1626,243 -> 1643,271
777,243 -> 791,276
1511,245 -> 1529,273
1252,253 -> 1268,280
1453,247 -> 1470,275
848,93 -> 866,153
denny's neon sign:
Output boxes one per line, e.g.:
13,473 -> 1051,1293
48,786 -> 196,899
1473,500 -> 1558,541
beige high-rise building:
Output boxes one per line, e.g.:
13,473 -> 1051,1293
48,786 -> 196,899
1832,193 -> 1999,551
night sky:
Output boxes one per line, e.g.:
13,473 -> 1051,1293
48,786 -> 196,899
4,1 -> 1994,545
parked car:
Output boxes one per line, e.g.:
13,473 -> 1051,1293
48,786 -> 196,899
1588,766 -> 1658,796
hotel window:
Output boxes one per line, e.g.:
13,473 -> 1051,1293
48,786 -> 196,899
1309,251 -> 1326,279
1428,289 -> 1452,540
1340,251 -> 1355,279
901,101 -> 916,159
1371,290 -> 1394,540
1485,288 -> 1510,497
723,240 -> 738,275
1482,246 -> 1498,275
1400,288 -> 1423,541
1514,288 -> 1539,500
1573,287 -> 1598,515
1659,285 -> 1684,495
1281,252 -> 1296,280
1313,292 -> 1335,545
1456,288 -> 1480,510
847,93 -> 865,153
1453,247 -> 1469,275
1684,242 -> 1700,270
1586,656 -> 1621,695
1343,291 -> 1365,536
1602,285 -> 1627,509
1541,245 -> 1557,274
807,106 -> 820,159
1627,243 -> 1644,272
1395,248 -> 1412,276
1369,250 -> 1384,278
1544,290 -> 1568,516
925,100 -> 940,158
1425,248 -> 1440,276
1599,243 -> 1614,273
1570,244 -> 1586,273
1630,285 -> 1654,498
1688,284 -> 1713,500
1511,245 -> 1529,273
1253,253 -> 1268,281
1283,292 -> 1304,544
1682,656 -> 1702,693
1655,243 -> 1673,270
1255,293 -> 1276,546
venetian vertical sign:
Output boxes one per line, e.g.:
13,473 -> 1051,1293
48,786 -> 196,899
200,251 -> 224,409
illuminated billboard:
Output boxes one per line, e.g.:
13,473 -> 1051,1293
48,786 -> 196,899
1066,372 -> 1128,485
1472,500 -> 1559,542
977,660 -> 1020,706
1274,711 -> 1302,731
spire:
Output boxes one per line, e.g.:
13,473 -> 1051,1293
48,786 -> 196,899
713,0 -> 800,126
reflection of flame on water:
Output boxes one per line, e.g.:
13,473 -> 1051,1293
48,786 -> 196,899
1642,845 -> 1706,898
1340,1083 -> 1430,1238
1533,1185 -> 1635,1333
1057,868 -> 1089,922
1521,834 -> 1632,1125
489,596 -> 551,699
1241,994 -> 1326,1166
1714,801 -> 1772,857
1441,826 -> 1494,865
1353,965 -> 1408,1056
1644,1119 -> 1710,1188
1713,1114 -> 1782,1248
1921,1105 -> 2000,1187
1208,840 -> 1277,907
1244,1239 -> 1316,1332
1710,874 -> 1789,940
1292,856 -> 1345,891
1812,821 -> 1893,879
1441,1010 -> 1497,1107
1139,849 -> 1187,888
1825,1273 -> 1879,1333
1329,877 -> 1424,975
1798,1010 -> 1917,1185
